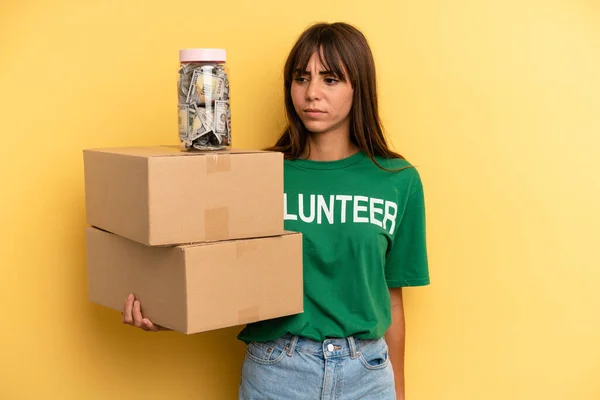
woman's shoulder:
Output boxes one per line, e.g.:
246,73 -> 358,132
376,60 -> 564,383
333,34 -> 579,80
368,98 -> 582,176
371,154 -> 419,175
371,155 -> 424,193
372,154 -> 413,169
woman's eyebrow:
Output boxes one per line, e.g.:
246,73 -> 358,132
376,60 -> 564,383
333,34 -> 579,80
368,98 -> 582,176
294,68 -> 335,76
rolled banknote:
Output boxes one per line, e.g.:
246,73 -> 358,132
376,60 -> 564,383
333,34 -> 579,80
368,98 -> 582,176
186,69 -> 225,106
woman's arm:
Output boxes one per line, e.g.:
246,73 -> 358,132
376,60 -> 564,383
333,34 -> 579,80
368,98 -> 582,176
385,287 -> 406,400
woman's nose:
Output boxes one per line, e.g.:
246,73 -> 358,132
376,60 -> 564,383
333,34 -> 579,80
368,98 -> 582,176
306,80 -> 321,100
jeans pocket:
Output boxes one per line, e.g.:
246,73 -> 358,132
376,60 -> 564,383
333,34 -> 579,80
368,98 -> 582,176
358,339 -> 390,371
245,340 -> 287,366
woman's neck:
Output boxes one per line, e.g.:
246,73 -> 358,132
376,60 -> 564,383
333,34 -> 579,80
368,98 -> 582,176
301,131 -> 359,162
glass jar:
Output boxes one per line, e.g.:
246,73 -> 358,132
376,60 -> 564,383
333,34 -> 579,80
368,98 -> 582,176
178,48 -> 231,151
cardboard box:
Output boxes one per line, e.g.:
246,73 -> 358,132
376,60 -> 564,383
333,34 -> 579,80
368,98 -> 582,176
85,226 -> 303,334
83,146 -> 283,246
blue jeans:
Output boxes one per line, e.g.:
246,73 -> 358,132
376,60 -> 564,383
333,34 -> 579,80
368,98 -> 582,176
239,334 -> 396,400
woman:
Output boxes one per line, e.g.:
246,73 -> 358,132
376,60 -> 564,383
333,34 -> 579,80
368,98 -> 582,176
122,22 -> 430,400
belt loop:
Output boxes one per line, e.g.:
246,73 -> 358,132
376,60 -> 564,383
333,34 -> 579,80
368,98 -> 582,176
348,336 -> 358,359
287,335 -> 299,357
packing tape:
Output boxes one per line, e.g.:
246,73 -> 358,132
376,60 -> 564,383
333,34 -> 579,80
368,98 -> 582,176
206,153 -> 231,174
236,240 -> 259,258
238,305 -> 261,324
204,207 -> 230,240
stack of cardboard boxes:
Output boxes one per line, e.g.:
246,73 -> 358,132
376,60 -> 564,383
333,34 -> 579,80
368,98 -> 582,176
82,145 -> 303,334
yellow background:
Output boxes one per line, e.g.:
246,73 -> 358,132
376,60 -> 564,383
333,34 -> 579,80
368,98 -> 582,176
1,0 -> 599,399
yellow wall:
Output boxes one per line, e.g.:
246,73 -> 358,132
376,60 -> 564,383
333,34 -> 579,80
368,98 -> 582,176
1,0 -> 599,399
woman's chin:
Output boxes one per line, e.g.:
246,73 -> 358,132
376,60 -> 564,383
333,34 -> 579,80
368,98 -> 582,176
302,122 -> 332,135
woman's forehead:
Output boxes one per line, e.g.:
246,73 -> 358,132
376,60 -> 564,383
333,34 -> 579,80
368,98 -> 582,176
294,48 -> 349,77
300,53 -> 328,70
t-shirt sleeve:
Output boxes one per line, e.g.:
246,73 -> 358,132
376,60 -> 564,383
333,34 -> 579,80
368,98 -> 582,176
385,180 -> 430,288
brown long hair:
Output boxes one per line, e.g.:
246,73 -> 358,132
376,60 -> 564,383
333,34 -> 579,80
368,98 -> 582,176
265,22 -> 408,170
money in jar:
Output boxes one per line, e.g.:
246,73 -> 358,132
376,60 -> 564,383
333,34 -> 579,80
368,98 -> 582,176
178,48 -> 231,151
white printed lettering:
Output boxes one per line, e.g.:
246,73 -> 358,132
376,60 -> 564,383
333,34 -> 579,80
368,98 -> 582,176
336,195 -> 352,223
317,195 -> 335,224
299,194 -> 316,223
353,196 -> 369,223
383,201 -> 398,233
283,193 -> 297,220
285,193 -> 398,233
370,198 -> 384,227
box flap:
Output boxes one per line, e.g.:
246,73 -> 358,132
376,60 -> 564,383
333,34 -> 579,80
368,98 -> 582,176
83,145 -> 274,158
178,231 -> 300,249
87,226 -> 299,250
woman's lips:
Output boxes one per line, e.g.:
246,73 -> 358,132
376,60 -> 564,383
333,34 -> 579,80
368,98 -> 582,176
304,109 -> 326,118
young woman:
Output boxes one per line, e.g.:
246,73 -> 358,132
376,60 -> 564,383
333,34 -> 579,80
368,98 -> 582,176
122,22 -> 430,400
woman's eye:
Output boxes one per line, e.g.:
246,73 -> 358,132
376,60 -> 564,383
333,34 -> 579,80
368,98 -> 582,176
324,78 -> 339,84
294,77 -> 308,83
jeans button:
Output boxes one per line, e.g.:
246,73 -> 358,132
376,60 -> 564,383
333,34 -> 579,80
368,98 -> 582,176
327,344 -> 334,352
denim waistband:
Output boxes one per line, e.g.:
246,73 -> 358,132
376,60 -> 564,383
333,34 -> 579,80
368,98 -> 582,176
271,333 -> 384,360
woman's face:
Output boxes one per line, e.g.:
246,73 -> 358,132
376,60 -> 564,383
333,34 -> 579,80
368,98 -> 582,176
291,51 -> 354,136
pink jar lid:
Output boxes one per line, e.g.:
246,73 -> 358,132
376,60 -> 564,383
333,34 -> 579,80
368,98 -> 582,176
179,48 -> 226,63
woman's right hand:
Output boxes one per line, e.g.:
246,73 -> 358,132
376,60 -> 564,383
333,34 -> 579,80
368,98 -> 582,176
122,294 -> 166,332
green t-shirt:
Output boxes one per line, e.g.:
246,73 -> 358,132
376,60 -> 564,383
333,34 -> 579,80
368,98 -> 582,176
237,150 -> 430,343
